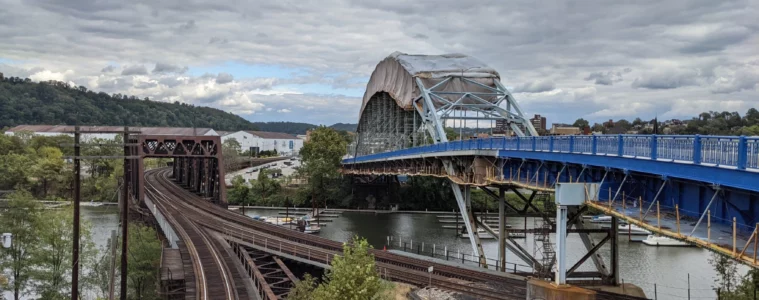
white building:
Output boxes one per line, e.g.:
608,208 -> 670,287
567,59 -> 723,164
221,131 -> 303,156
4,125 -> 219,141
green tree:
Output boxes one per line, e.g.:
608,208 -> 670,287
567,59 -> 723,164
299,126 -> 348,207
250,169 -> 282,205
127,224 -> 162,300
31,146 -> 65,198
229,175 -> 253,211
572,118 -> 589,130
0,190 -> 41,300
444,127 -> 459,141
222,138 -> 241,172
288,273 -> 318,300
32,207 -> 97,299
291,236 -> 388,300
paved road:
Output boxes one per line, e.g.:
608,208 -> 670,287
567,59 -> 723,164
225,158 -> 301,185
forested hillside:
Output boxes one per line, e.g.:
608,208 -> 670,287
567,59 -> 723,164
250,121 -> 319,135
329,123 -> 357,132
0,77 -> 258,131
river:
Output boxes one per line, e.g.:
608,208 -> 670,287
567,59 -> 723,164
12,205 -> 736,299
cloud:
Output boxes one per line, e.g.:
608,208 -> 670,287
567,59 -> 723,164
208,37 -> 228,44
121,65 -> 148,76
215,72 -> 234,84
177,20 -> 196,32
0,0 -> 756,125
277,108 -> 292,113
631,69 -> 701,90
584,70 -> 627,86
152,62 -> 187,74
663,99 -> 748,118
513,79 -> 556,93
29,69 -> 74,82
101,65 -> 115,73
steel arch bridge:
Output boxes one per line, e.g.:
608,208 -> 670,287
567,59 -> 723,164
344,52 -> 759,285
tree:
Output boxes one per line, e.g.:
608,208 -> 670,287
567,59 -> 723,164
632,117 -> 643,127
299,126 -> 348,207
31,146 -> 65,198
222,138 -> 241,172
291,236 -> 388,300
0,190 -> 41,300
745,108 -> 759,126
250,169 -> 281,205
32,207 -> 96,299
444,127 -> 459,141
615,119 -> 632,131
229,175 -> 253,212
572,118 -> 589,130
127,224 -> 162,300
591,123 -> 606,134
288,273 -> 318,300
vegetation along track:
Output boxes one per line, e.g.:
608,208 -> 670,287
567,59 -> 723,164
145,168 -> 645,300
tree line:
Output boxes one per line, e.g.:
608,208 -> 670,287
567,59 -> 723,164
0,77 -> 257,131
571,108 -> 759,136
0,131 -> 163,299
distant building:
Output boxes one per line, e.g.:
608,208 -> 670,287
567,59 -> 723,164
549,126 -> 581,135
296,134 -> 309,142
530,114 -> 547,133
221,131 -> 303,156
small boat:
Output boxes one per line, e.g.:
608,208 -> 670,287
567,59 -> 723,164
296,218 -> 321,234
641,235 -> 692,247
590,215 -> 612,223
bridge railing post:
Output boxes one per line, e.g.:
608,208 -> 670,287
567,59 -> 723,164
516,138 -> 521,150
617,134 -> 624,156
592,135 -> 597,155
651,135 -> 658,160
694,135 -> 702,164
569,135 -> 575,153
549,136 -> 554,152
532,136 -> 537,151
738,136 -> 748,170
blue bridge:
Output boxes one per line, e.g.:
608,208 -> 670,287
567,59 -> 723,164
343,52 -> 759,289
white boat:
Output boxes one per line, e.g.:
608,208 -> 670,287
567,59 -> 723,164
601,224 -> 652,236
303,225 -> 321,234
641,235 -> 692,247
590,215 -> 612,223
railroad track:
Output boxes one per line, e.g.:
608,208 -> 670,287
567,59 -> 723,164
145,168 -> 645,300
145,171 -> 241,300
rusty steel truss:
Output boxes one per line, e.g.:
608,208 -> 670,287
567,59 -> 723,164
126,134 -> 227,206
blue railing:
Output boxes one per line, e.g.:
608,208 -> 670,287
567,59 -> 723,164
345,134 -> 759,171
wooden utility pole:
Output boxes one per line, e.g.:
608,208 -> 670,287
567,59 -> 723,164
71,126 -> 81,300
108,230 -> 117,300
121,127 -> 130,300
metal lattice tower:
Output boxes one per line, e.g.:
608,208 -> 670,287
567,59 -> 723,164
533,218 -> 556,279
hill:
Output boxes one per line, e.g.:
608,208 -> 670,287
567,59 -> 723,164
250,122 -> 319,135
329,123 -> 357,132
0,77 -> 257,131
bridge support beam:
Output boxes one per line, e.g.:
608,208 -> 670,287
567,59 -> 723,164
451,183 -> 487,267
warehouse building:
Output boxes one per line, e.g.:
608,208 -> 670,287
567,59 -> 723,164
221,131 -> 304,156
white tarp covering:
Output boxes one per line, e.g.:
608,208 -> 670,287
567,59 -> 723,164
360,52 -> 502,116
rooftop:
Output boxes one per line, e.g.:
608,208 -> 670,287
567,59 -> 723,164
244,130 -> 299,139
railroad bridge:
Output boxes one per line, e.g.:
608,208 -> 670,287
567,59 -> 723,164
129,52 -> 759,299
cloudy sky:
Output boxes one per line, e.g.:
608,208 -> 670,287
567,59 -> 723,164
1,0 -> 757,125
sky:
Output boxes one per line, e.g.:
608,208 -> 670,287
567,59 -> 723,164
0,0 -> 757,126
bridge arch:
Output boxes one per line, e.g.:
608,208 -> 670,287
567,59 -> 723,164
353,52 -> 538,157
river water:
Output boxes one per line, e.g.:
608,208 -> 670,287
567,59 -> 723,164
57,206 -> 743,299
241,208 -> 733,299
